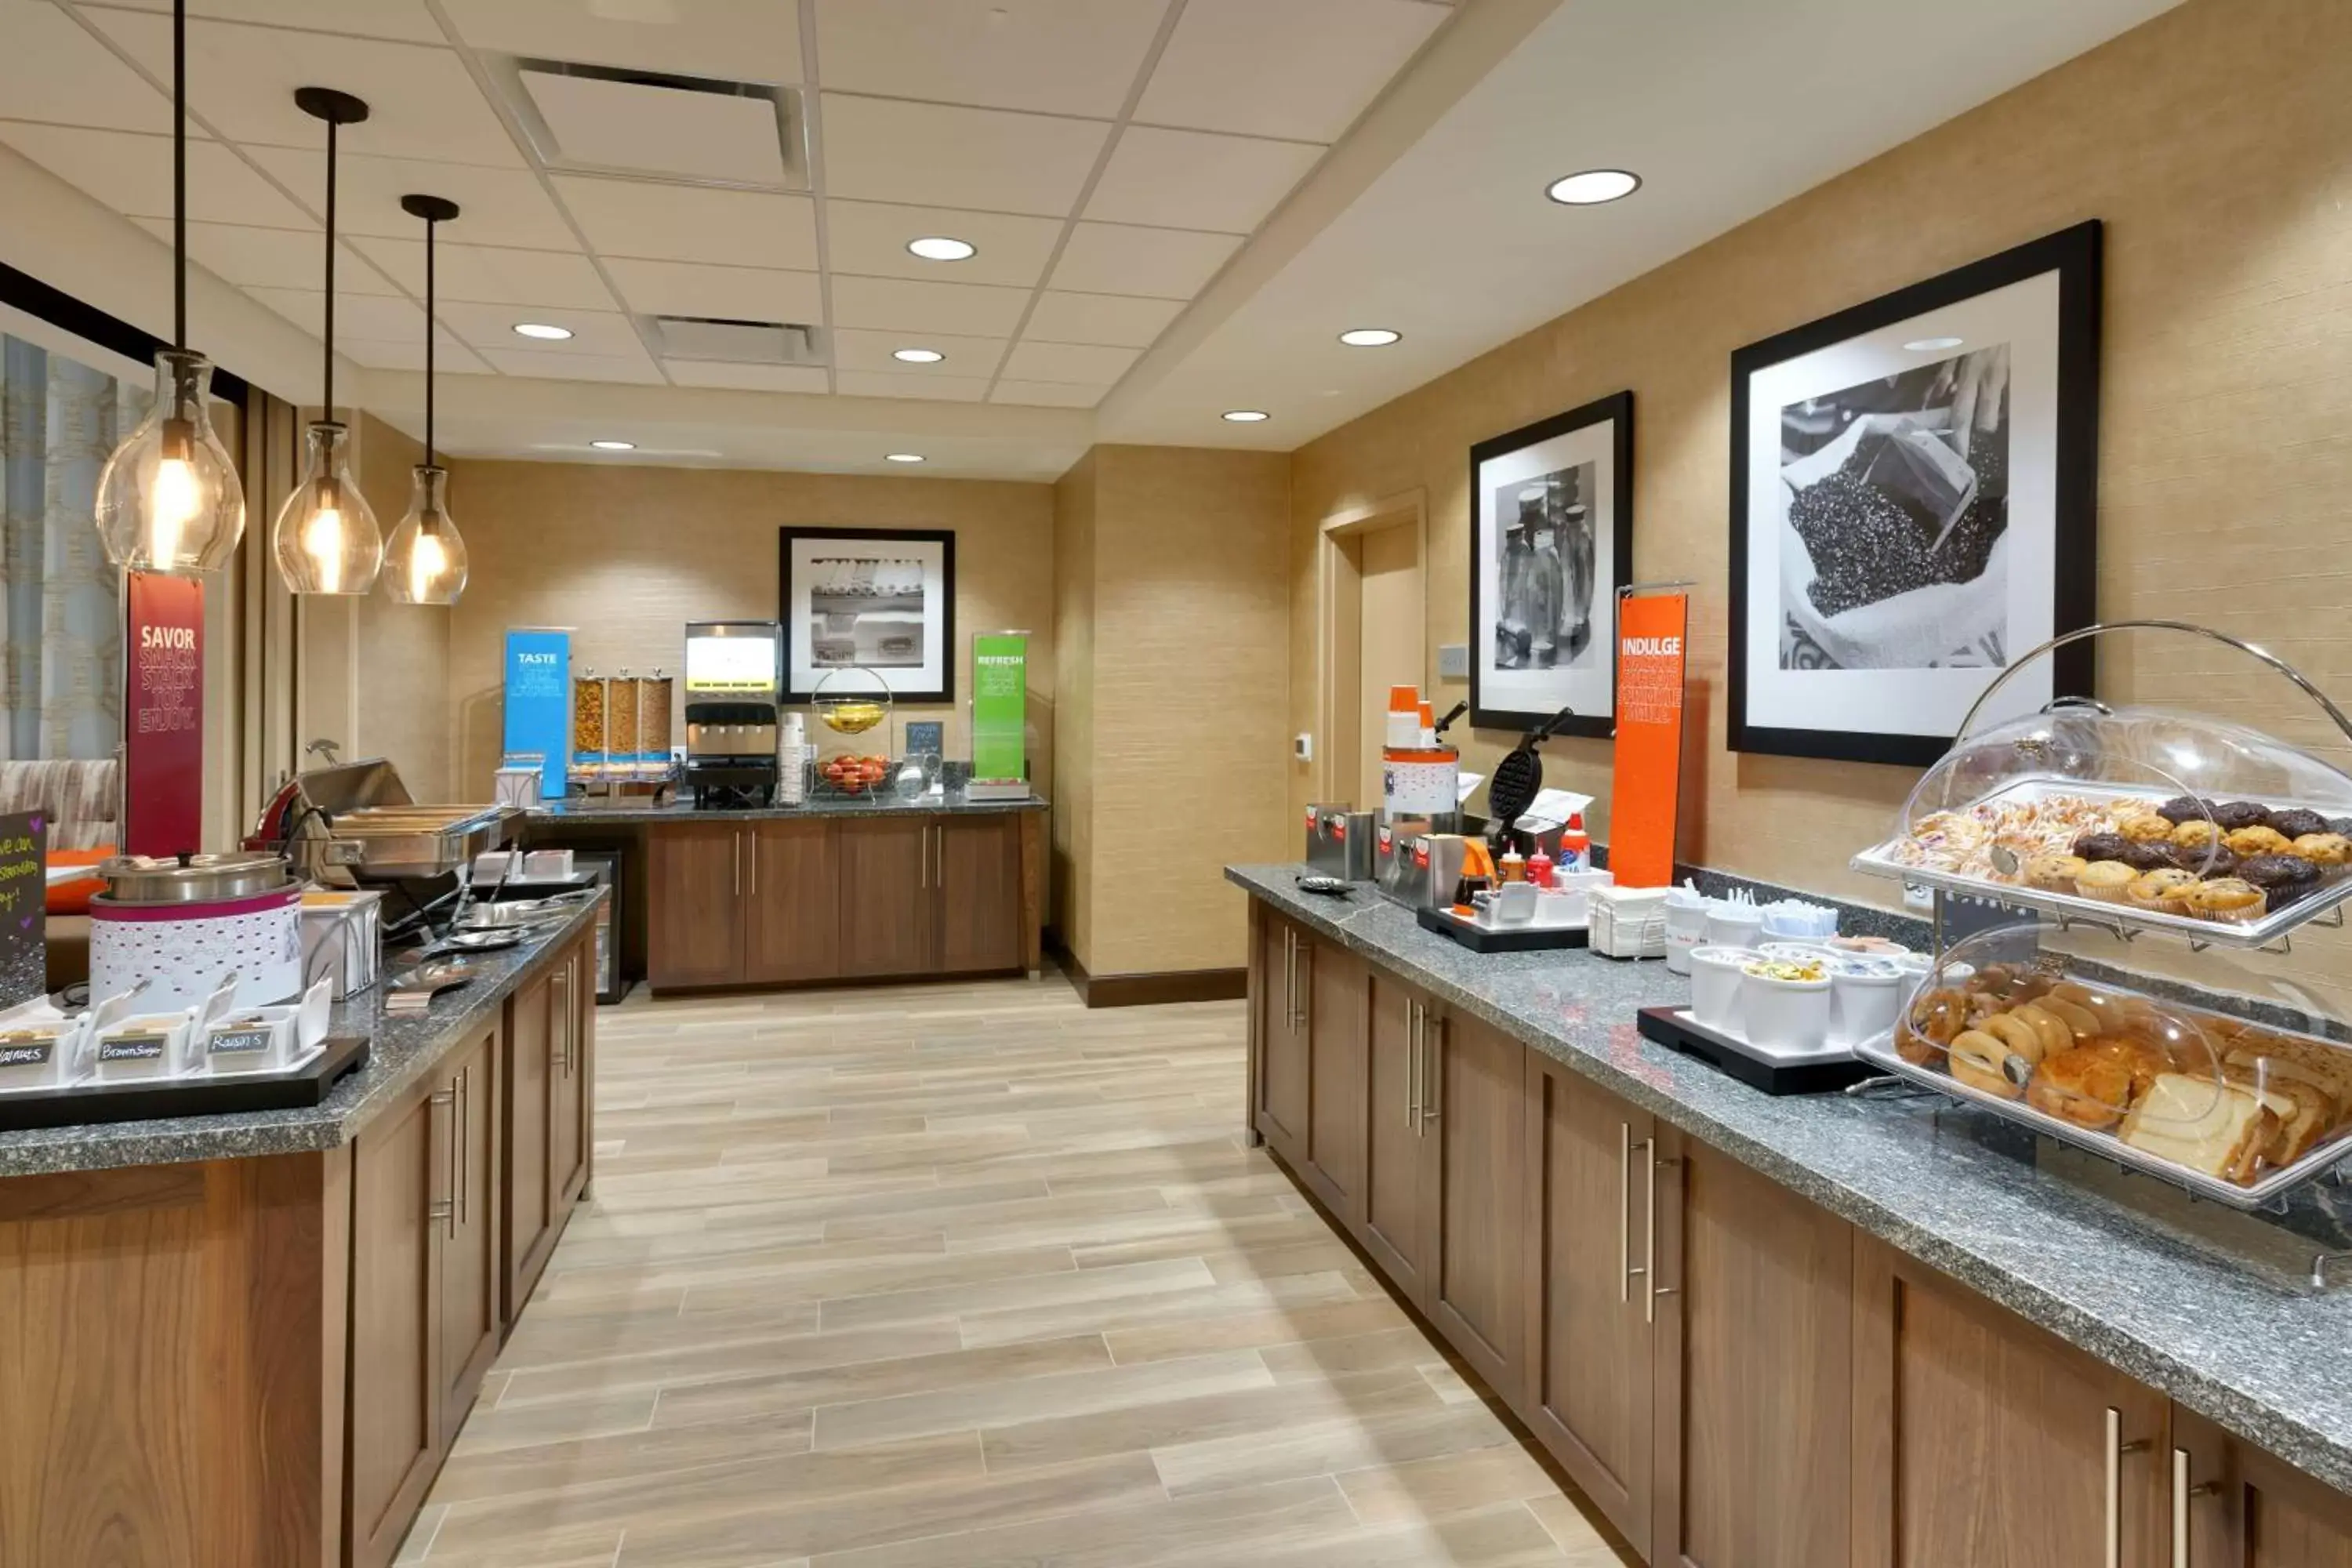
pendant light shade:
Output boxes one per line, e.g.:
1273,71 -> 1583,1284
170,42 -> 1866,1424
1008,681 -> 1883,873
272,86 -> 382,596
384,193 -> 467,605
93,0 -> 245,573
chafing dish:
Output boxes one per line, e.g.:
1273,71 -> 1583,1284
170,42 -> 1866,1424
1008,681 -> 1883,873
250,757 -> 517,884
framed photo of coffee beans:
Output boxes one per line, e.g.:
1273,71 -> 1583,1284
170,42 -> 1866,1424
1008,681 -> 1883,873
1727,221 -> 2100,767
1468,390 -> 1634,735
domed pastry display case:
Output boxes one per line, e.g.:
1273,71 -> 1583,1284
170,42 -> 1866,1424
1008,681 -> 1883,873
1863,920 -> 2352,1209
1853,622 -> 2352,949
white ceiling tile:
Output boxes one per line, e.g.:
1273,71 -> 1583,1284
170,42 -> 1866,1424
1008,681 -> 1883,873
480,347 -> 664,383
824,200 -> 1062,289
599,258 -> 822,324
820,95 -> 1108,218
1084,126 -> 1322,234
552,176 -> 817,268
815,0 -> 1163,118
0,124 -> 313,227
246,147 -> 581,249
347,237 -> 615,311
1000,339 -> 1138,383
662,361 -> 829,394
830,328 -> 1007,377
339,337 -> 494,373
834,370 -> 992,404
521,69 -> 786,186
441,0 -> 803,85
85,11 -> 524,168
1022,291 -> 1181,349
829,275 -> 1032,337
243,285 -> 437,343
432,303 -> 643,355
90,0 -> 447,45
0,2 -> 171,133
992,379 -> 1107,408
133,219 -> 404,297
1049,222 -> 1241,299
1136,0 -> 1446,143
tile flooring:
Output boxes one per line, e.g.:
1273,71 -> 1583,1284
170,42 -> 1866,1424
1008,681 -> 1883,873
399,975 -> 1635,1566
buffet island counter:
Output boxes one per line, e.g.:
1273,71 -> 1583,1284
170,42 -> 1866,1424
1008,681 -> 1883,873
524,790 -> 1048,993
1231,863 -> 2352,1563
0,898 -> 600,1568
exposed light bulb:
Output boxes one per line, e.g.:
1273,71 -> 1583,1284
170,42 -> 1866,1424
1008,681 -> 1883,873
408,528 -> 446,603
272,422 -> 382,594
304,503 -> 346,595
385,464 -> 467,605
148,452 -> 200,568
94,351 -> 245,572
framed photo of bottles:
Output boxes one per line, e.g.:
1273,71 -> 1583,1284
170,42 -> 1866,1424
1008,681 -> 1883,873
1468,390 -> 1633,735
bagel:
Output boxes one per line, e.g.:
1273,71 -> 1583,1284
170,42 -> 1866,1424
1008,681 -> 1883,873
1981,1012 -> 2047,1071
1909,987 -> 1969,1047
2038,997 -> 2102,1038
1949,1029 -> 2028,1099
2009,1003 -> 2074,1058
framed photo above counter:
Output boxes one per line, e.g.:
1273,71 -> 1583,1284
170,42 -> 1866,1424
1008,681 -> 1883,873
779,526 -> 957,703
1728,220 -> 2102,766
1468,390 -> 1633,735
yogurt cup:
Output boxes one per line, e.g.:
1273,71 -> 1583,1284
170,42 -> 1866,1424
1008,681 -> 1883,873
1689,946 -> 1755,1033
1827,956 -> 1907,1049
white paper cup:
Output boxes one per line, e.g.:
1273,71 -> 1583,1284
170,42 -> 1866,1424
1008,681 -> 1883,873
1689,946 -> 1753,1033
1828,960 -> 1906,1049
1706,906 -> 1766,949
1740,968 -> 1833,1054
1664,902 -> 1710,975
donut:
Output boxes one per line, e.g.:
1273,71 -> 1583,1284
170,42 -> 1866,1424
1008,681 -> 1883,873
2009,1003 -> 2075,1058
1950,1029 -> 2027,1099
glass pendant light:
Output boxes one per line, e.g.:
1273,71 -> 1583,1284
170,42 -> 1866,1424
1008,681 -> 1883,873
271,86 -> 382,596
383,194 -> 467,605
93,0 -> 245,573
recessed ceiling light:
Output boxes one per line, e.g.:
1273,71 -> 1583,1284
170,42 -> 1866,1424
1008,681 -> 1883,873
892,347 -> 946,364
513,321 -> 573,340
589,439 -> 634,451
1903,336 -> 1966,352
906,236 -> 975,262
884,452 -> 925,463
1545,169 -> 1641,205
1221,410 -> 1270,423
1338,328 -> 1401,347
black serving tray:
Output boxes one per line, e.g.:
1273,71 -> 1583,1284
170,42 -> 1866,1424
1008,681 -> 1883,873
0,1034 -> 370,1132
1417,906 -> 1588,953
1635,1007 -> 1871,1096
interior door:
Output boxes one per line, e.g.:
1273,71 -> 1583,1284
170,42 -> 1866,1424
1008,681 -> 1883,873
347,1082 -> 445,1568
1255,917 -> 1309,1160
502,971 -> 554,1321
1299,941 -> 1365,1224
743,818 -> 840,983
646,824 -> 743,989
937,815 -> 1024,974
2174,1405 -> 2352,1567
1354,521 -> 1423,808
1358,970 -> 1430,1298
437,1027 -> 500,1446
1523,1053 -> 1653,1556
1423,1008 -> 1526,1403
837,816 -> 938,977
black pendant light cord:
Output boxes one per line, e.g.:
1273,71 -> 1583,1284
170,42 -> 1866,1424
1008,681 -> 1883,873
172,0 -> 185,350
424,214 -> 436,465
323,115 -> 336,420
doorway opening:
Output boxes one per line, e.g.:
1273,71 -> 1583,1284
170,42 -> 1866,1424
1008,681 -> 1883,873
1317,492 -> 1428,810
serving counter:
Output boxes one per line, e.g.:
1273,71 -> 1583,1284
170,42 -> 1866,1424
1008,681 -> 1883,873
0,899 -> 601,1568
1232,863 -> 2352,1562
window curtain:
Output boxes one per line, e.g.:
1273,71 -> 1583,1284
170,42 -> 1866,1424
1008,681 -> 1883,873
0,334 -> 139,761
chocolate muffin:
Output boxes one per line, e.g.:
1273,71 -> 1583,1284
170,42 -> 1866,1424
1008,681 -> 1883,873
2170,842 -> 2239,878
2074,832 -> 2133,864
2239,853 -> 2322,905
2270,808 -> 2332,840
2158,794 -> 2220,826
2119,841 -> 2178,873
2212,801 -> 2274,833
2332,817 -> 2352,838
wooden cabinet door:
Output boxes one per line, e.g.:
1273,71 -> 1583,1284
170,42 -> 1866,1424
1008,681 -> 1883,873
1423,1008 -> 1526,1403
1651,1131 -> 1853,1568
1254,915 -> 1309,1160
1523,1052 -> 1654,1557
1358,969 -> 1431,1298
437,1026 -> 501,1447
646,824 -> 744,989
1297,940 -> 1364,1224
743,818 -> 840,984
2174,1405 -> 2352,1567
502,970 -> 556,1322
938,815 -> 1025,974
837,816 -> 938,978
1852,1232 -> 2167,1568
347,1081 -> 445,1568
550,942 -> 590,1214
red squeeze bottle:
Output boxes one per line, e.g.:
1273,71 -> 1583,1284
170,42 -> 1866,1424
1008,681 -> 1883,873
1526,847 -> 1555,889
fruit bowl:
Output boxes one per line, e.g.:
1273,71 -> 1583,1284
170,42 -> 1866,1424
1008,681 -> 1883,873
813,665 -> 893,738
816,753 -> 891,797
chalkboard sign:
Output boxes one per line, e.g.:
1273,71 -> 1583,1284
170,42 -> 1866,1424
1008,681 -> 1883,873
0,810 -> 47,1009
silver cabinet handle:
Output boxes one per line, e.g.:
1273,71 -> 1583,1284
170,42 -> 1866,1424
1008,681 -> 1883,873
1644,1140 -> 1680,1323
933,823 -> 944,887
1283,929 -> 1297,1029
429,1086 -> 456,1236
2172,1445 -> 2217,1568
1406,1000 -> 1422,1133
732,829 -> 742,897
552,966 -> 571,1077
1294,942 -> 1310,1033
455,1065 -> 467,1231
1421,1011 -> 1442,1123
2106,1408 -> 2150,1568
1619,1123 -> 1635,1304
748,830 -> 758,898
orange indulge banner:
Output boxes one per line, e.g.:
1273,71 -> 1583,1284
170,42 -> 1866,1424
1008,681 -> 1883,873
1610,593 -> 1687,887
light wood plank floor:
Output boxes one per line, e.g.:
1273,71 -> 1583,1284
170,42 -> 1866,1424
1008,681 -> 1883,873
401,976 -> 1636,1567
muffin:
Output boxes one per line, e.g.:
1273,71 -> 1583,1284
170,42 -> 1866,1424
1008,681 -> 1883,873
2171,818 -> 2224,854
2291,832 -> 2352,868
2116,812 -> 2176,844
2169,842 -> 2238,879
2239,853 -> 2322,905
2024,853 -> 2088,893
2119,841 -> 2179,872
2073,832 -> 2132,864
2075,861 -> 2138,903
2332,817 -> 2352,838
2158,795 -> 2220,826
2126,867 -> 2198,916
2270,808 -> 2332,841
2186,877 -> 2267,924
2212,801 -> 2274,833
2224,825 -> 2292,858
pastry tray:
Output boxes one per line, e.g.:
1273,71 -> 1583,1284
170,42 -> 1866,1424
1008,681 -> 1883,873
0,1034 -> 370,1133
1637,1007 -> 1874,1096
1851,1026 -> 2352,1210
1850,778 -> 2352,949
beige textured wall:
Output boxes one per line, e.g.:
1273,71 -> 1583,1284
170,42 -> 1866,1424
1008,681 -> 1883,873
1290,0 -> 2352,913
1051,451 -> 1098,967
442,461 -> 1055,803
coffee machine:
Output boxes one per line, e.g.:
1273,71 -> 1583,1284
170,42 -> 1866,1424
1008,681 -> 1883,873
681,620 -> 782,808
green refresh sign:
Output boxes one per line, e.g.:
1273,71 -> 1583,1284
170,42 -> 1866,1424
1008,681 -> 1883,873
971,633 -> 1028,782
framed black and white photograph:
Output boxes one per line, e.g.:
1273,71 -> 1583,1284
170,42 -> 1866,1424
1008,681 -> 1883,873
1468,391 -> 1633,735
1728,221 -> 2100,766
778,526 -> 956,702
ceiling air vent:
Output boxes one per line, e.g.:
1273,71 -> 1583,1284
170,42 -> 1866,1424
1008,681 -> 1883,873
650,316 -> 824,367
498,58 -> 809,190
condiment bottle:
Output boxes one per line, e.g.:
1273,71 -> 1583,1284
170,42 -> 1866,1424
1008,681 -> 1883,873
1526,847 -> 1555,888
1559,813 -> 1591,873
1498,849 -> 1526,884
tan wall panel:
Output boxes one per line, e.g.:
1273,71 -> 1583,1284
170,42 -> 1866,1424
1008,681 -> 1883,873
352,414 -> 453,800
1051,451 -> 1098,968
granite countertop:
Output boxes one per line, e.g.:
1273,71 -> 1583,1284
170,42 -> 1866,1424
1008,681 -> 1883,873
1229,863 -> 2352,1494
531,788 -> 1047,826
0,897 -> 602,1180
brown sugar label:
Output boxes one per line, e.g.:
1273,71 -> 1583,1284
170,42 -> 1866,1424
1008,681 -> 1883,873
98,1034 -> 168,1062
